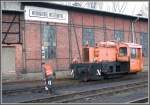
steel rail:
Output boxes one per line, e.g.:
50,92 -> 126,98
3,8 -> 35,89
3,74 -> 147,95
59,82 -> 147,103
22,80 -> 148,103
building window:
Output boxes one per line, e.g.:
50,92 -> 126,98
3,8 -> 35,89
140,32 -> 148,57
82,28 -> 95,47
42,25 -> 56,59
114,30 -> 124,41
119,47 -> 127,56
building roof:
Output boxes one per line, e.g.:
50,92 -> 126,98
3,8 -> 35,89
2,9 -> 24,14
21,2 -> 148,21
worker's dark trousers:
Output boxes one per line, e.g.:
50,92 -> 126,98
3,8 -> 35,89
45,75 -> 53,93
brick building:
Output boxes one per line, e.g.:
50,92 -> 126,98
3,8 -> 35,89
1,2 -> 148,82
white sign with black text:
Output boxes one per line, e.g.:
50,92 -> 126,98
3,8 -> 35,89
24,6 -> 68,23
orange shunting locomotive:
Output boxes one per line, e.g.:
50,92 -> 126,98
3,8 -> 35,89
70,41 -> 143,81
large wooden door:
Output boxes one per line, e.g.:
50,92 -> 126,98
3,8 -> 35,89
1,47 -> 16,76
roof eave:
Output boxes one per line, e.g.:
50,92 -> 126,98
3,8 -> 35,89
21,2 -> 148,21
2,9 -> 24,14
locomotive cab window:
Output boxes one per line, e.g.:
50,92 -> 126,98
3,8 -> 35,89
131,48 -> 136,58
119,47 -> 127,56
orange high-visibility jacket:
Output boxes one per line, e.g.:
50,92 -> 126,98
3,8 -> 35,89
43,64 -> 53,76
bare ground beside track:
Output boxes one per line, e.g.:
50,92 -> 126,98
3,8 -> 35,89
2,71 -> 148,95
2,72 -> 148,103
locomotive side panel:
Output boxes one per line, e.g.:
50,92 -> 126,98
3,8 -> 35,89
99,47 -> 117,62
101,61 -> 129,75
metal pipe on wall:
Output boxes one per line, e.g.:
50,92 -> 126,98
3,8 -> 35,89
132,17 -> 139,43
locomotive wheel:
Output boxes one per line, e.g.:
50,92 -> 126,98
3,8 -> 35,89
79,71 -> 88,82
82,72 -> 89,82
82,76 -> 88,82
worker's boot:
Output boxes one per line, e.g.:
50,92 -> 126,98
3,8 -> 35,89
45,86 -> 48,91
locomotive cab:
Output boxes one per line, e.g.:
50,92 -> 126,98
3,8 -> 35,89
128,44 -> 143,73
117,43 -> 143,73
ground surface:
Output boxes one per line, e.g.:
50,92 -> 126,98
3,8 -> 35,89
2,71 -> 149,103
70,87 -> 148,103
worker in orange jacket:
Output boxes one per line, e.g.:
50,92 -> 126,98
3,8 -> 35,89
42,62 -> 55,93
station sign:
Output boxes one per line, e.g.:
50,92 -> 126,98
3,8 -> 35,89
24,6 -> 68,23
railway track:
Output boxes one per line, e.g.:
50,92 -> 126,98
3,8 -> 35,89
22,80 -> 148,103
129,97 -> 148,103
3,72 -> 148,95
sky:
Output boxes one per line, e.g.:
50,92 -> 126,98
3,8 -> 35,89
102,1 -> 148,16
49,1 -> 148,17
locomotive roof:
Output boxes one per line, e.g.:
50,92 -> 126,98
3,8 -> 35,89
122,42 -> 142,48
99,41 -> 142,48
99,41 -> 116,47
